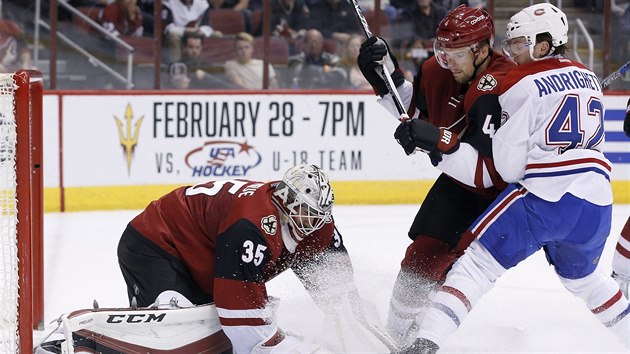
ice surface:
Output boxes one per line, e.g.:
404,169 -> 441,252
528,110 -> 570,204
39,204 -> 630,353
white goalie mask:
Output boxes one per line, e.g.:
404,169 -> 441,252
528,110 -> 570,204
501,3 -> 568,61
271,164 -> 334,236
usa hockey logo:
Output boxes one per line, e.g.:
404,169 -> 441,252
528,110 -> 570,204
185,140 -> 262,177
477,74 -> 497,91
261,215 -> 277,236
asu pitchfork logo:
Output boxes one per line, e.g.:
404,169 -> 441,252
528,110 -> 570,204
114,103 -> 144,175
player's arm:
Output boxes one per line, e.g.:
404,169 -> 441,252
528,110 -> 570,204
436,94 -> 504,189
292,223 -> 357,307
214,220 -> 320,353
493,83 -> 533,183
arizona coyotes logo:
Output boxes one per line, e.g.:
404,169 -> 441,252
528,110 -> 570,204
261,215 -> 277,236
477,74 -> 497,91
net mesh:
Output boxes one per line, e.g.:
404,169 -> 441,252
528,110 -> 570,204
0,73 -> 18,353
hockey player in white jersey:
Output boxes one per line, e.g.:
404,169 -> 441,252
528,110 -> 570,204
396,3 -> 630,353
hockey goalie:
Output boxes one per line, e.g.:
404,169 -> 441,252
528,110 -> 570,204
35,165 -> 395,353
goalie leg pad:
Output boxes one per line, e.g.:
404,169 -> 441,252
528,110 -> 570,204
37,303 -> 232,354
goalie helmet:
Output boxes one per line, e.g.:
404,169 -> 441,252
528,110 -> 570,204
433,5 -> 495,69
501,3 -> 568,60
272,164 -> 334,236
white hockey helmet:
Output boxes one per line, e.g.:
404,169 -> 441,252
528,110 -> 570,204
272,164 -> 334,235
502,3 -> 568,60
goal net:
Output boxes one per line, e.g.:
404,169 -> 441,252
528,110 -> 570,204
0,71 -> 44,353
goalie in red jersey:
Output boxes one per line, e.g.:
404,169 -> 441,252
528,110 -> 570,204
357,4 -> 515,348
115,164 -> 357,353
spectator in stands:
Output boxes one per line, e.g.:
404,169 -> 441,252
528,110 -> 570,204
101,0 -> 144,38
162,0 -> 223,63
308,0 -> 361,43
224,32 -> 279,89
398,0 -> 447,50
400,36 -> 431,80
287,28 -> 347,88
339,34 -> 371,90
0,19 -> 36,73
271,0 -> 309,54
168,31 -> 234,89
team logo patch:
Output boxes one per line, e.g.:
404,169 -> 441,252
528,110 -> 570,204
477,74 -> 497,91
261,215 -> 277,235
501,111 -> 510,126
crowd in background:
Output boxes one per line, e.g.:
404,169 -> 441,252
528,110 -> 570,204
0,0 -> 629,90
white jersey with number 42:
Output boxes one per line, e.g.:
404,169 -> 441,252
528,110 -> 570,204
495,57 -> 612,206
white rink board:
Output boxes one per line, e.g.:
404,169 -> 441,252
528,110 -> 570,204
59,93 -> 438,187
43,93 -> 630,188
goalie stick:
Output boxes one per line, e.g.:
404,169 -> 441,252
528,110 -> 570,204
601,60 -> 630,89
348,0 -> 409,122
349,298 -> 400,352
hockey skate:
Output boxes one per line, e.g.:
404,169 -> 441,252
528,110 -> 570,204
612,271 -> 630,298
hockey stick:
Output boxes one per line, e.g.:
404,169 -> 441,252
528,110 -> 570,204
348,0 -> 409,122
601,60 -> 630,89
349,298 -> 400,352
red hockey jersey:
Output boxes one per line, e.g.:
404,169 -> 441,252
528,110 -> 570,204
130,179 -> 347,352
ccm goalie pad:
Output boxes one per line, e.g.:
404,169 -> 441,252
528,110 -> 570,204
35,291 -> 232,354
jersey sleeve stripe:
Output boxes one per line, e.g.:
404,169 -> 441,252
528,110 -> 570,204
218,317 -> 268,326
524,157 -> 612,181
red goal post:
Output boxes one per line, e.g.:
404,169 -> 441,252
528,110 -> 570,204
0,70 -> 44,353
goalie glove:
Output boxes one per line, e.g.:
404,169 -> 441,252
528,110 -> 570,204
624,98 -> 630,138
357,36 -> 405,97
394,119 -> 460,164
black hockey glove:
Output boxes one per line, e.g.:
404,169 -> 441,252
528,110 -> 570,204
624,97 -> 630,138
394,119 -> 460,166
357,36 -> 405,97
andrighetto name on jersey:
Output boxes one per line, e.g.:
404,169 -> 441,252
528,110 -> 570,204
533,70 -> 601,97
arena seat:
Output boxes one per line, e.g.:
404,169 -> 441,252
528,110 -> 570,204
73,6 -> 103,33
208,9 -> 246,35
201,37 -> 236,64
117,36 -> 155,65
253,37 -> 290,66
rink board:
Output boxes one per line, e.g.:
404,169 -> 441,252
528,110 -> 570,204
40,91 -> 630,211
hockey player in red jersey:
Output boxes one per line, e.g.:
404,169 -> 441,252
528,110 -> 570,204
611,97 -> 630,297
116,164 -> 358,353
357,5 -> 515,348
402,4 -> 630,353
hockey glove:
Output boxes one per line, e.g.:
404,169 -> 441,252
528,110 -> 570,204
624,98 -> 630,138
357,36 -> 405,97
394,119 -> 460,163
